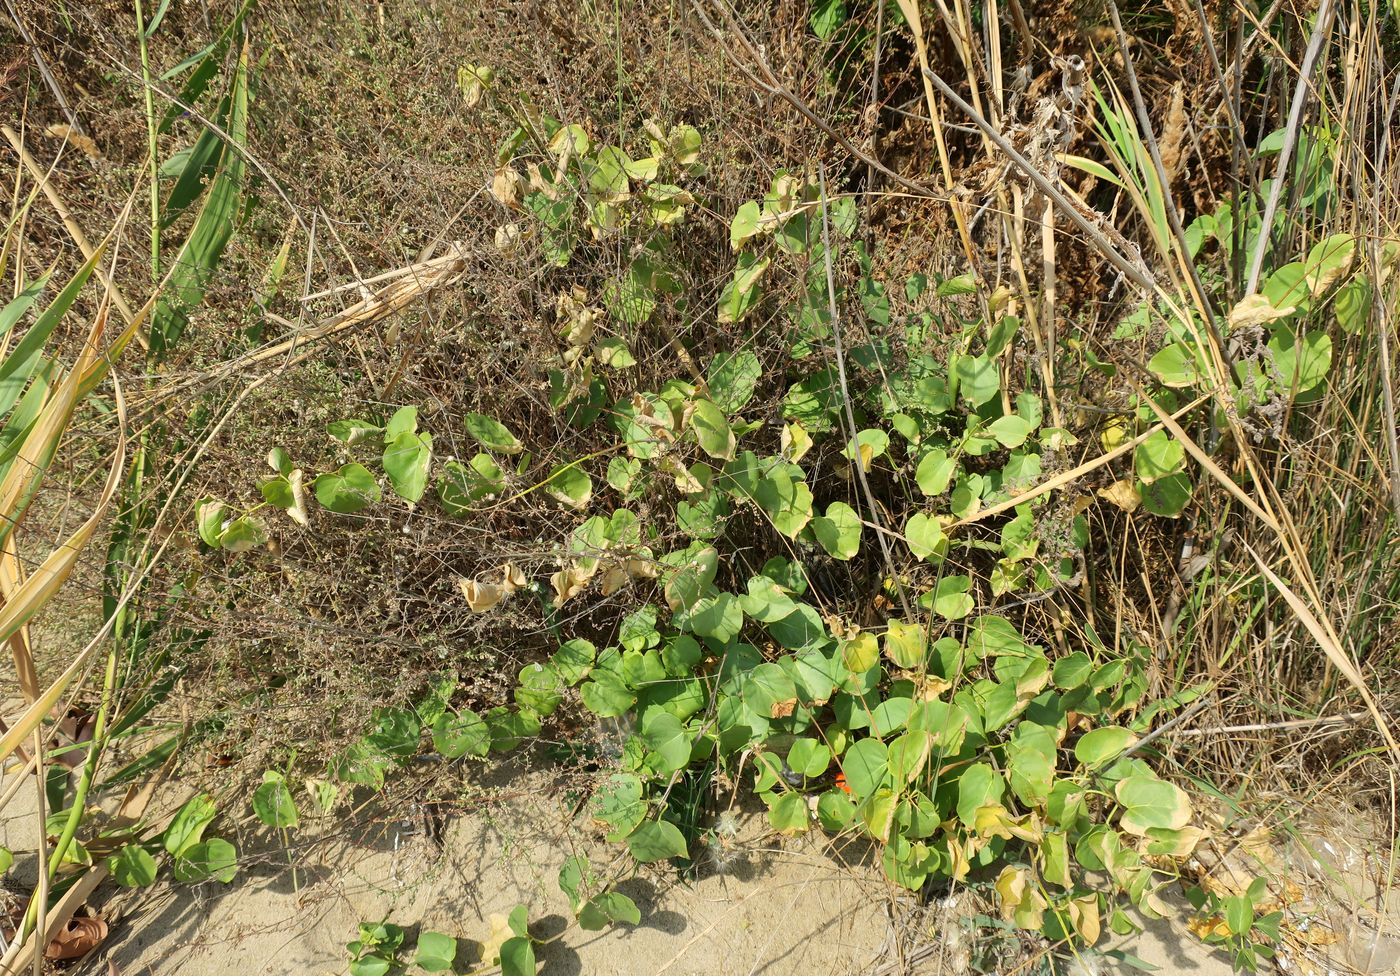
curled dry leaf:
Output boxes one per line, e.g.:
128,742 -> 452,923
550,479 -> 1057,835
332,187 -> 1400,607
45,914 -> 109,960
457,64 -> 495,107
1228,293 -> 1295,329
286,470 -> 309,526
501,562 -> 527,593
494,223 -> 522,254
491,167 -> 525,209
623,557 -> 658,579
1097,478 -> 1141,513
461,563 -> 529,612
653,455 -> 700,493
525,162 -> 560,200
44,124 -> 100,160
599,564 -> 629,596
551,565 -> 590,605
459,577 -> 505,612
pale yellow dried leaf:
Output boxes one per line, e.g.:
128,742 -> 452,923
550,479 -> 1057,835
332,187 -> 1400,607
1098,478 -> 1142,512
459,577 -> 505,612
1228,293 -> 1295,329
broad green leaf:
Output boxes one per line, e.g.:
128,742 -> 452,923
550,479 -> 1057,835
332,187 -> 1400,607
843,632 -> 880,673
109,844 -> 158,888
546,463 -> 593,509
515,662 -> 564,716
595,337 -> 637,368
438,455 -> 504,514
1302,233 -> 1355,295
708,349 -> 762,413
578,892 -> 641,930
955,354 -> 999,406
718,253 -> 770,324
816,791 -> 857,830
163,793 -> 217,857
730,200 -> 764,250
691,398 -> 736,459
931,575 -> 974,620
787,738 -> 831,778
841,738 -> 888,799
883,619 -> 924,669
755,469 -> 814,537
956,763 -> 1004,828
810,0 -> 847,38
1075,726 -> 1137,768
1333,275 -> 1371,334
350,957 -> 391,976
887,729 -> 932,785
968,615 -> 1031,659
1147,343 -> 1200,388
553,638 -> 597,684
915,448 -> 957,496
987,415 -> 1033,448
904,513 -> 948,564
586,145 -> 631,202
592,774 -> 647,841
383,430 -> 433,502
464,413 -> 523,453
252,771 -> 299,829
603,262 -> 658,325
1139,471 -> 1193,517
688,591 -> 744,642
327,418 -> 381,445
1006,723 -> 1056,806
217,516 -> 266,552
1133,429 -> 1185,484
843,429 -> 889,470
765,790 -> 810,834
432,709 -> 491,758
195,499 -> 226,547
742,661 -> 798,718
665,546 -> 718,611
172,837 -> 238,883
1052,652 -> 1093,689
642,711 -> 693,772
314,463 -> 381,513
811,501 -> 861,560
626,819 -> 688,862
415,931 -> 459,972
579,670 -> 636,717
499,936 -> 535,976
1114,775 -> 1191,835
384,405 -> 417,440
1267,329 -> 1331,394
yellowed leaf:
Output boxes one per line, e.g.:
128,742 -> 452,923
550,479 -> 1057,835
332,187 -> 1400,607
1070,895 -> 1101,945
1228,293 -> 1296,328
459,577 -> 505,612
44,123 -> 100,160
491,167 -> 525,209
1098,478 -> 1142,512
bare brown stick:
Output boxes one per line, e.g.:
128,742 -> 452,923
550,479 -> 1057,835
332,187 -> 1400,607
1172,711 -> 1370,737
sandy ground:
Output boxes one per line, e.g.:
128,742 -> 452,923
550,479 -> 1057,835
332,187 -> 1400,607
6,759 -> 1390,976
